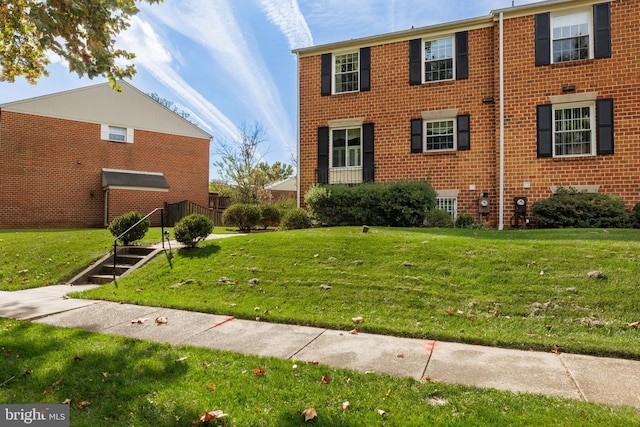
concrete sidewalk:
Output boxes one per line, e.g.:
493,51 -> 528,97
1,283 -> 639,408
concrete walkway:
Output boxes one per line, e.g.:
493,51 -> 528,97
1,283 -> 639,408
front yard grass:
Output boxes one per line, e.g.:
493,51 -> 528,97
1,319 -> 638,426
75,227 -> 640,359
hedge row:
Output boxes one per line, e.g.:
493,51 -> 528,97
304,181 -> 436,227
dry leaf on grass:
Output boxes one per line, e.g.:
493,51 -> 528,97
76,401 -> 91,409
339,401 -> 350,411
174,357 -> 188,363
253,367 -> 266,376
302,408 -> 317,422
321,375 -> 331,384
192,410 -> 228,424
352,316 -> 364,323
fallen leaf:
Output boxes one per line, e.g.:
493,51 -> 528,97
348,329 -> 358,335
339,401 -> 350,411
18,269 -> 28,274
378,409 -> 387,416
206,385 -> 216,390
202,362 -> 211,369
321,375 -> 331,384
76,401 -> 91,409
446,310 -> 455,315
253,367 -> 266,376
310,360 -> 319,365
396,352 -> 404,358
43,388 -> 51,394
175,357 -> 188,363
302,408 -> 317,422
628,321 -> 639,328
155,316 -> 168,325
62,399 -> 71,405
352,316 -> 364,323
22,369 -> 32,375
192,409 -> 228,424
385,389 -> 391,396
130,318 -> 147,324
51,377 -> 64,387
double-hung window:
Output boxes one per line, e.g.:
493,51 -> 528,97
108,126 -> 127,142
425,119 -> 455,152
334,52 -> 359,94
552,11 -> 591,63
553,103 -> 595,157
332,127 -> 362,168
424,37 -> 454,82
535,3 -> 611,66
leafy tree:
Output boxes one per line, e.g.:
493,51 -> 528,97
213,121 -> 293,204
0,0 -> 162,88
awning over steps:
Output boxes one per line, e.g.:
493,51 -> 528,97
102,168 -> 170,192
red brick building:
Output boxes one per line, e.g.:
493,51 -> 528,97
293,0 -> 639,228
0,81 -> 212,228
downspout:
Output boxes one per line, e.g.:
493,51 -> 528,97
295,52 -> 301,208
498,12 -> 505,230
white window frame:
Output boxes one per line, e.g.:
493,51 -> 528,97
552,101 -> 596,158
333,51 -> 360,94
330,126 -> 362,169
436,197 -> 458,219
101,124 -> 134,143
551,9 -> 593,64
422,36 -> 455,83
424,117 -> 457,152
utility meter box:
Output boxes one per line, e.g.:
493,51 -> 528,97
514,196 -> 527,213
478,195 -> 490,214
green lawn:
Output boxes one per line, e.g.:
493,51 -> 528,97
72,227 -> 640,359
1,319 -> 638,426
2,227 -> 640,425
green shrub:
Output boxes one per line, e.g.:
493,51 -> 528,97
280,208 -> 312,230
633,202 -> 640,228
304,181 -> 436,227
258,204 -> 281,229
222,204 -> 261,232
423,209 -> 454,228
173,213 -> 213,248
531,187 -> 632,228
455,213 -> 476,228
108,211 -> 149,245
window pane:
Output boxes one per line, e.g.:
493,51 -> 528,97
552,11 -> 590,63
554,105 -> 592,156
424,37 -> 453,82
334,52 -> 359,93
347,128 -> 361,167
425,120 -> 454,151
331,127 -> 361,168
109,126 -> 126,141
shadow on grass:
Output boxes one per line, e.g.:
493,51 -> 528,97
176,242 -> 221,259
0,322 -> 206,427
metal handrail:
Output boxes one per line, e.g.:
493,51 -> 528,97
113,208 -> 164,282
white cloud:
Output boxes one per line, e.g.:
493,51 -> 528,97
143,0 -> 295,158
258,0 -> 313,49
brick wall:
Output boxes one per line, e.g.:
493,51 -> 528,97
298,0 -> 640,227
0,112 -> 210,228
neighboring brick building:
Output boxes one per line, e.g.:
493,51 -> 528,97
293,0 -> 639,228
0,81 -> 212,228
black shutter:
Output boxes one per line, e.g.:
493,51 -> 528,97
457,114 -> 470,151
410,118 -> 423,153
455,31 -> 469,80
317,127 -> 329,184
596,98 -> 614,155
594,3 -> 612,59
360,47 -> 371,92
535,12 -> 551,66
362,123 -> 375,182
409,39 -> 422,85
321,53 -> 332,96
537,104 -> 553,158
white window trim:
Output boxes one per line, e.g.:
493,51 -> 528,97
422,35 -> 455,83
551,101 -> 596,158
423,117 -> 457,153
550,8 -> 594,64
101,124 -> 134,143
332,50 -> 360,95
436,190 -> 459,219
330,125 -> 363,169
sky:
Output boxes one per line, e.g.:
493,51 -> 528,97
0,0 -> 545,181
